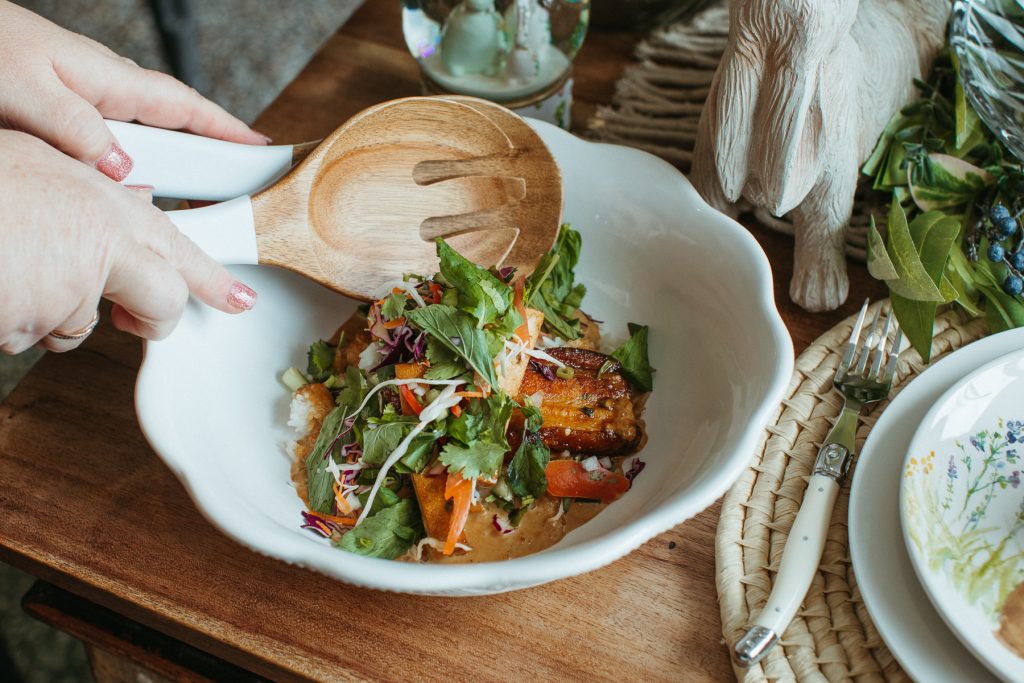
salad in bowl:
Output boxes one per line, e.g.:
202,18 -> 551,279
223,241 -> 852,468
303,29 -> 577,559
284,227 -> 652,562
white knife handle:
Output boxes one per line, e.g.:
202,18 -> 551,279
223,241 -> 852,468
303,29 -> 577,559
165,196 -> 259,265
106,120 -> 294,200
734,473 -> 840,665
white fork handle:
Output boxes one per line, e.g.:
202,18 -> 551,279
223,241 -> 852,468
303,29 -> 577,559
106,120 -> 294,200
165,196 -> 259,265
733,473 -> 840,665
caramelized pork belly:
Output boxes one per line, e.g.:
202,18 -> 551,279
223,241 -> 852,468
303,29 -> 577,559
509,347 -> 641,456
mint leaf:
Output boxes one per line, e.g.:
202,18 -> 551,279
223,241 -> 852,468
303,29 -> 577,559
423,361 -> 471,381
306,339 -> 335,382
436,239 -> 512,326
396,433 -> 439,473
611,323 -> 654,392
507,434 -> 549,499
362,419 -> 415,465
526,225 -> 586,340
304,406 -> 351,514
381,293 -> 407,321
406,304 -> 498,388
440,441 -> 506,480
337,498 -> 422,560
518,394 -> 544,432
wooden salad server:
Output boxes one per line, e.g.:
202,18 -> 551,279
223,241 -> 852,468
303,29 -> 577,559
108,96 -> 563,300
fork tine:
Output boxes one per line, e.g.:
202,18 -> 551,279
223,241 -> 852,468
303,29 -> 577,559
869,308 -> 894,380
881,324 -> 904,384
839,299 -> 870,372
853,303 -> 882,376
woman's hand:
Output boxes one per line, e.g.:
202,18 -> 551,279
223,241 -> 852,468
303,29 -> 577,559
0,1 -> 267,181
0,130 -> 256,353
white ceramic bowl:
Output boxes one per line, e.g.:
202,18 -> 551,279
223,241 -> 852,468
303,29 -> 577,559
135,122 -> 793,595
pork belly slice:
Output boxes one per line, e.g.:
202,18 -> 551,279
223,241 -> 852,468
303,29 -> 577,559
509,347 -> 641,456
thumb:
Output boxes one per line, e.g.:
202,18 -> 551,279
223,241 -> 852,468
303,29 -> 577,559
43,83 -> 134,181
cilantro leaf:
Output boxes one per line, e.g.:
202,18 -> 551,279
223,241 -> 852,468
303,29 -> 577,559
335,365 -> 368,412
306,339 -> 336,382
406,304 -> 498,388
440,441 -> 506,480
507,434 -> 549,500
304,406 -> 352,514
380,292 -> 407,321
337,498 -> 423,559
482,393 -> 515,450
611,323 -> 654,392
436,239 -> 512,326
448,409 -> 486,445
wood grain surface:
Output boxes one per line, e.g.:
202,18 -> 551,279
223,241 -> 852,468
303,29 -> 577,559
0,1 -> 889,681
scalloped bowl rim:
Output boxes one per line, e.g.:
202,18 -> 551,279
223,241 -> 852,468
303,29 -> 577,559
135,120 -> 793,595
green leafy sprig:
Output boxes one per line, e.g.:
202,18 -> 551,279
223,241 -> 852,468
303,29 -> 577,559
864,50 -> 1024,359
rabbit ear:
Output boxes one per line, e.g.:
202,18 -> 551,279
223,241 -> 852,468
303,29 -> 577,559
709,48 -> 762,202
752,62 -> 823,216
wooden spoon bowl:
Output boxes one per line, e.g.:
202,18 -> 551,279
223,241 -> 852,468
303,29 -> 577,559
248,96 -> 562,299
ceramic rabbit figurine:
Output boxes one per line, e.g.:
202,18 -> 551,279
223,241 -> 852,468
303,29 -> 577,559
692,0 -> 949,312
505,0 -> 549,84
441,0 -> 505,78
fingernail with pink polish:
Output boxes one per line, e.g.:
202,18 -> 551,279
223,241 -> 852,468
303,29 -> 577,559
95,141 -> 134,181
228,281 -> 257,311
253,130 -> 273,145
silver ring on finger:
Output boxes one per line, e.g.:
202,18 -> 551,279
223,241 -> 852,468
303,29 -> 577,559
48,309 -> 101,341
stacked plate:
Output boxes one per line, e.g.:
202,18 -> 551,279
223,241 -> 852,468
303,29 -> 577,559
850,328 -> 1024,682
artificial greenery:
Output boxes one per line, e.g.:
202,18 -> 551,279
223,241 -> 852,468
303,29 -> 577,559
864,51 -> 1024,360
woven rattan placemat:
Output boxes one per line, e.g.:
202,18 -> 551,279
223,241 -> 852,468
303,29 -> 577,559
716,304 -> 989,682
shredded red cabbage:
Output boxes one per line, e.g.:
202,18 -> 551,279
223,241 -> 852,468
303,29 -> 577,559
497,266 -> 515,281
530,359 -> 556,381
492,514 -> 514,535
624,458 -> 646,485
300,511 -> 333,537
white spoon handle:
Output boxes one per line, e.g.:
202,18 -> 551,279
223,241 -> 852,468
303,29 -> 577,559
106,120 -> 294,200
165,196 -> 259,265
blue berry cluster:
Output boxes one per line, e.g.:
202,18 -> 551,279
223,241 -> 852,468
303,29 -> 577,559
985,204 -> 1023,297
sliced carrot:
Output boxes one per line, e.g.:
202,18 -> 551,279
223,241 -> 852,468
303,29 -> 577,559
333,481 -> 353,514
310,510 -> 358,526
443,473 -> 473,555
455,391 -> 485,399
545,459 -> 630,503
394,363 -> 426,380
450,403 -> 462,417
429,282 -> 443,304
383,316 -> 406,329
399,384 -> 424,417
513,279 -> 530,343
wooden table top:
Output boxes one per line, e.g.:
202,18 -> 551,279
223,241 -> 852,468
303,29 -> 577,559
0,2 -> 888,681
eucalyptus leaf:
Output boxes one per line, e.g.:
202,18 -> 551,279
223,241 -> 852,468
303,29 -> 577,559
880,198 -> 945,302
891,293 -> 938,362
866,217 -> 898,280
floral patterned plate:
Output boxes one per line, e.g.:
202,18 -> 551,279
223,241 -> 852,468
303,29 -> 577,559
901,347 -> 1024,682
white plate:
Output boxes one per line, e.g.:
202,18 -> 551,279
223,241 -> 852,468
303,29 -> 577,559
900,347 -> 1024,682
134,122 -> 794,596
850,328 -> 1024,682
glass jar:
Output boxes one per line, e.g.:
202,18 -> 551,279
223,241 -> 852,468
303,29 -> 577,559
402,0 -> 589,108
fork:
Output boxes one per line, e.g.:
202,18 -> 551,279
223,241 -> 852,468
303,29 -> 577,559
733,299 -> 903,667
